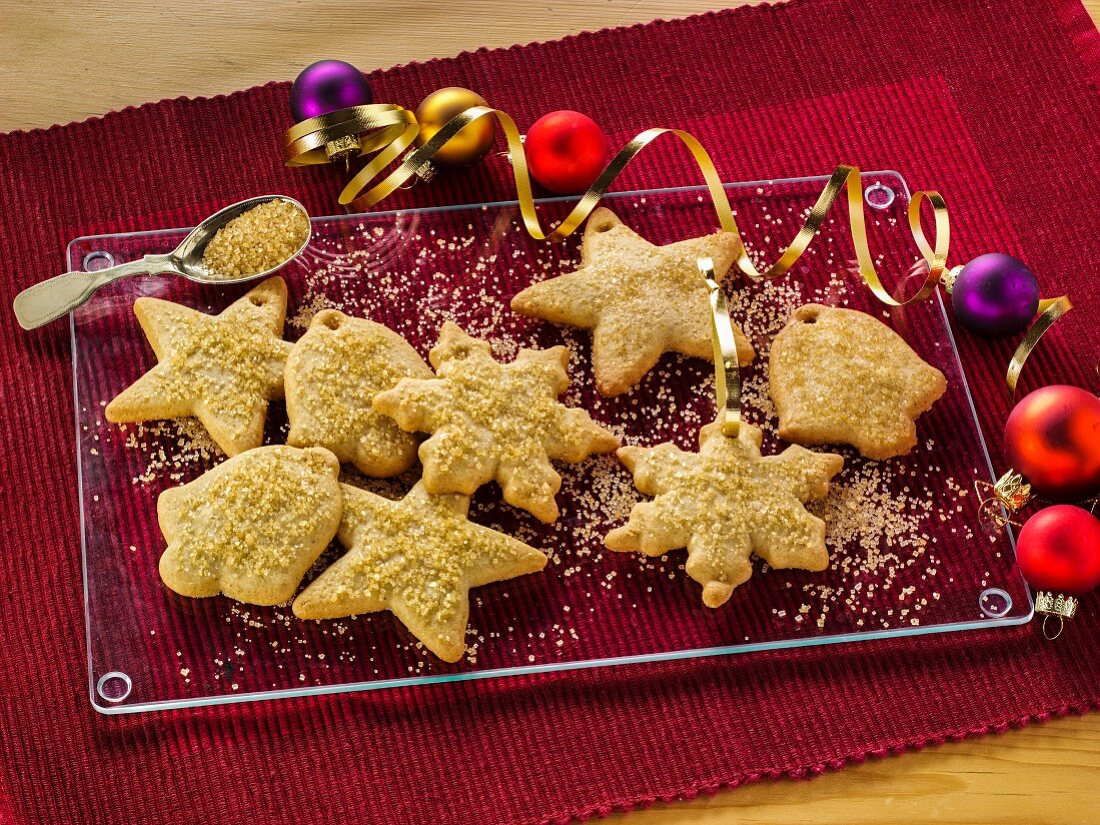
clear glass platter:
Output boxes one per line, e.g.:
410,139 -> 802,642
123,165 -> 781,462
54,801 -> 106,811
68,171 -> 1031,714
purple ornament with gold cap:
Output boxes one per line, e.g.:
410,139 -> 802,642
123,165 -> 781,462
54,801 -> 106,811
289,60 -> 373,121
947,252 -> 1040,338
288,60 -> 374,163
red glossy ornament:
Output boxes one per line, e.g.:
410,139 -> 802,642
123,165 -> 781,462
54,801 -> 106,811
525,110 -> 610,195
1017,505 -> 1100,595
1003,385 -> 1100,502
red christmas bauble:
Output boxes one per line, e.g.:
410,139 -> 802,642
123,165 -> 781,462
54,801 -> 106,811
1003,385 -> 1100,502
525,110 -> 609,195
1016,505 -> 1100,595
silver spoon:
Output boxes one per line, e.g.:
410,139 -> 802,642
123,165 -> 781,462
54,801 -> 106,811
13,195 -> 311,330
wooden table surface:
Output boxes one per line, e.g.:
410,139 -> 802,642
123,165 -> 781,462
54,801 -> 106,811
2,2 -> 1098,822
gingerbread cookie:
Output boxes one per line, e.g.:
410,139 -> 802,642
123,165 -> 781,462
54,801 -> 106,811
157,445 -> 342,605
606,421 -> 843,608
372,322 -> 619,523
769,304 -> 947,460
293,482 -> 547,662
285,309 -> 433,476
105,277 -> 293,456
510,207 -> 754,396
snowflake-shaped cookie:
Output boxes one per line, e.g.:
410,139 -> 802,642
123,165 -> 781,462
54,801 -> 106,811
373,322 -> 619,522
606,421 -> 844,607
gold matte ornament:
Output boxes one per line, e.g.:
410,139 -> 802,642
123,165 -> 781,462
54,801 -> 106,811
415,87 -> 496,167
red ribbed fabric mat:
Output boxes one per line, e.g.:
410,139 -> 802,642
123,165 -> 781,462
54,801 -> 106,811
1,1 -> 1099,823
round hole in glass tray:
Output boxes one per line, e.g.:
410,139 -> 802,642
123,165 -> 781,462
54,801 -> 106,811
864,182 -> 896,210
83,250 -> 115,271
67,170 -> 1032,714
96,671 -> 132,704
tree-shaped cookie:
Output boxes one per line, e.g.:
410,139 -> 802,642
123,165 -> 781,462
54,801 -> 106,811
285,309 -> 433,476
157,445 -> 343,605
769,304 -> 948,460
606,421 -> 843,607
372,322 -> 619,523
105,277 -> 293,456
510,207 -> 755,396
293,482 -> 548,662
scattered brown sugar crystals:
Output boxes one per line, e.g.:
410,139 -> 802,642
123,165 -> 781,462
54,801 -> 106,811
87,193 -> 985,685
200,199 -> 310,280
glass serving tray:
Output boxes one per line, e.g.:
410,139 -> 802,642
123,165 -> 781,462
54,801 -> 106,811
69,171 -> 1031,714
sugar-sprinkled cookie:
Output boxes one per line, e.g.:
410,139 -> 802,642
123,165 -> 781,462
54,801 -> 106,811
769,304 -> 948,460
285,309 -> 433,476
510,207 -> 755,396
105,277 -> 293,456
606,421 -> 844,607
293,482 -> 548,662
157,445 -> 343,605
372,322 -> 619,523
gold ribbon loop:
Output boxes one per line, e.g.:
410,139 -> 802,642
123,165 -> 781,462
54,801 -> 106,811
283,104 -> 420,169
1007,295 -> 1073,397
699,258 -> 742,438
286,102 -> 1068,403
343,109 -> 949,307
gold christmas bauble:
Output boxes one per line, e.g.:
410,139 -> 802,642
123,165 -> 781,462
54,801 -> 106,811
415,87 -> 495,167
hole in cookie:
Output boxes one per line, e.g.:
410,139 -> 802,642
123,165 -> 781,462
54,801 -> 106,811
250,296 -> 266,307
593,221 -> 615,233
322,314 -> 341,330
96,671 -> 132,704
795,306 -> 820,324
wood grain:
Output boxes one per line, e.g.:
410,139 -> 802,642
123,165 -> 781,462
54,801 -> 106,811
1,2 -> 1098,823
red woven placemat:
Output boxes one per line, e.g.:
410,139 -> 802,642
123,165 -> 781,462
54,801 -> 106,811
1,1 -> 1099,823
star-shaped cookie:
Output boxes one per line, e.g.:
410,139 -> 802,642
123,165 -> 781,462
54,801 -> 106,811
105,277 -> 293,456
372,322 -> 619,523
768,304 -> 948,460
293,482 -> 548,662
285,309 -> 433,476
510,207 -> 755,396
157,445 -> 343,605
606,421 -> 844,608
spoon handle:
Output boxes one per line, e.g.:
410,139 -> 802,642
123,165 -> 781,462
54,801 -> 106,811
12,255 -> 172,330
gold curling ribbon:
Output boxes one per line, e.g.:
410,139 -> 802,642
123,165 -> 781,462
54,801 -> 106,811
699,258 -> 742,437
292,103 -> 1064,404
342,105 -> 950,301
283,104 -> 420,170
1007,296 -> 1073,398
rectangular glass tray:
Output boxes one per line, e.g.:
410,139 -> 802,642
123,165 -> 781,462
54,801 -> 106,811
70,171 -> 1030,714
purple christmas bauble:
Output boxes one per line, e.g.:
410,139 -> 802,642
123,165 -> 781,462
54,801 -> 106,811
289,60 -> 373,121
951,253 -> 1040,338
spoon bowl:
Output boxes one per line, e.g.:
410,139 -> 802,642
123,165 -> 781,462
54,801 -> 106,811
13,195 -> 311,330
173,195 -> 312,284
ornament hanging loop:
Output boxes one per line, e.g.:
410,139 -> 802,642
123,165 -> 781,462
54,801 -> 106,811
1034,590 -> 1078,640
1041,614 -> 1064,641
974,470 -> 1031,533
